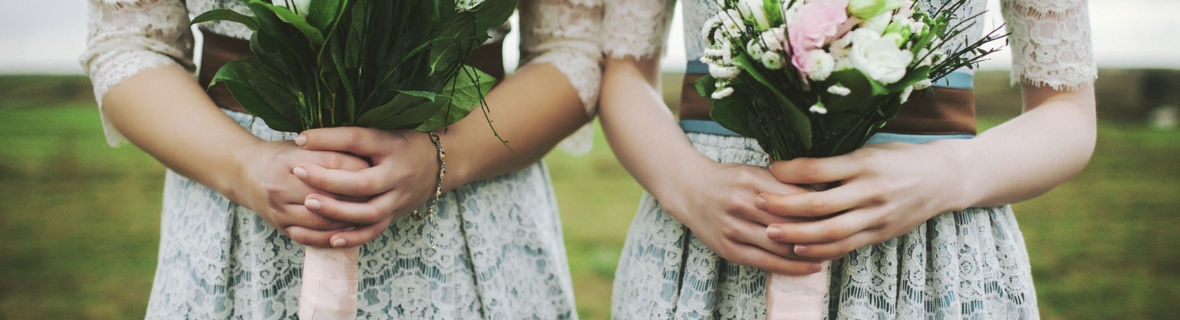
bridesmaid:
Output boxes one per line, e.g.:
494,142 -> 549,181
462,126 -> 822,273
600,0 -> 1096,318
81,0 -> 603,318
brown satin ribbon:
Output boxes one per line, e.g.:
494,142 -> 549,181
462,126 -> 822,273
679,74 -> 978,135
198,28 -> 506,114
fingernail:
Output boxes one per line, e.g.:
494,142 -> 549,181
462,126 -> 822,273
332,238 -> 346,247
754,197 -> 768,210
305,198 -> 321,211
293,166 -> 308,180
811,263 -> 823,272
294,135 -> 307,146
766,226 -> 782,239
343,226 -> 357,231
794,245 -> 809,255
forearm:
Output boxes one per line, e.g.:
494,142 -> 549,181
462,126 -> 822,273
599,57 -> 714,199
438,62 -> 591,190
101,65 -> 262,198
944,84 -> 1097,208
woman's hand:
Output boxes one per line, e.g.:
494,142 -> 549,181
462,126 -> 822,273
227,140 -> 372,248
756,141 -> 968,260
290,127 -> 441,248
655,159 -> 827,275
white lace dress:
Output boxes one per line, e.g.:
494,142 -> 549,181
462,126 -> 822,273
606,0 -> 1097,319
80,0 -> 602,318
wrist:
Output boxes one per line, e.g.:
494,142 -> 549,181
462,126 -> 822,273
221,138 -> 268,203
429,130 -> 467,193
930,139 -> 977,212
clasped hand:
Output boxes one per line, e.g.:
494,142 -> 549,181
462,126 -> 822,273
290,127 -> 440,248
755,141 -> 967,261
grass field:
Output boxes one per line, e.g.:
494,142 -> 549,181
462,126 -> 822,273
1,76 -> 1178,319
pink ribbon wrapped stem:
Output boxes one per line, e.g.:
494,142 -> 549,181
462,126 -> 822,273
299,246 -> 360,320
765,261 -> 829,319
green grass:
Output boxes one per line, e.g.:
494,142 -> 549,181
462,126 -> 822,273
2,100 -> 1179,319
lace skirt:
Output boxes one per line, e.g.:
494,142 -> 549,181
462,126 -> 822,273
611,132 -> 1039,320
145,111 -> 577,319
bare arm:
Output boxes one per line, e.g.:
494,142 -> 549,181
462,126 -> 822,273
102,66 -> 368,247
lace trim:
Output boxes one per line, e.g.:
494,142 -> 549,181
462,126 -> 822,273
81,0 -> 194,146
1001,0 -> 1097,90
602,0 -> 677,59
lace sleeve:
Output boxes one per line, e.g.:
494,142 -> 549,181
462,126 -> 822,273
518,0 -> 604,154
601,0 -> 677,59
1000,0 -> 1097,90
80,0 -> 194,147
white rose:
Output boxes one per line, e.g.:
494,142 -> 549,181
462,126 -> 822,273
274,0 -> 311,17
761,28 -> 784,52
850,32 -> 914,84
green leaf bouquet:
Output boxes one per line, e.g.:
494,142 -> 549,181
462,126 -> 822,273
193,0 -> 516,134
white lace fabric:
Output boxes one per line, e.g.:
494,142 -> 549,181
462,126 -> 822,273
1000,0 -> 1097,90
601,0 -> 677,59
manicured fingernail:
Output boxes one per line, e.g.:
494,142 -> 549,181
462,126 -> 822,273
343,226 -> 357,231
766,226 -> 782,239
294,135 -> 307,146
794,245 -> 809,255
293,166 -> 308,180
305,198 -> 321,211
332,238 -> 346,247
811,263 -> 823,272
754,197 -> 768,210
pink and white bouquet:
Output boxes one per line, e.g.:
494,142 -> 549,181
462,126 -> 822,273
696,0 -> 1003,318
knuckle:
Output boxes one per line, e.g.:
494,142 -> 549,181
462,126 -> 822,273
797,160 -> 823,181
825,223 -> 847,240
806,196 -> 830,215
723,194 -> 747,214
343,130 -> 364,150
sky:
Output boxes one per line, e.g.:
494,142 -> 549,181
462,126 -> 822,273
1,0 -> 1178,74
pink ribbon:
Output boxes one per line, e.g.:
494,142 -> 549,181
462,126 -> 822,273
766,261 -> 829,320
299,246 -> 360,320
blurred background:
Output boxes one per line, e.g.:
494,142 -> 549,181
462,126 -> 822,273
1,0 -> 1178,319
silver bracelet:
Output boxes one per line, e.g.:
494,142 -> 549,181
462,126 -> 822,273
411,132 -> 446,220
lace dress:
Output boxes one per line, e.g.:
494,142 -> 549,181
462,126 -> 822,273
80,0 -> 602,318
606,0 -> 1097,319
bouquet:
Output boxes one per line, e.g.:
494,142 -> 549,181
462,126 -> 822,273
191,0 -> 516,318
695,0 -> 1003,318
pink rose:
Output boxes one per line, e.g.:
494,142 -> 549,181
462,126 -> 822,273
786,0 -> 850,54
787,0 -> 849,76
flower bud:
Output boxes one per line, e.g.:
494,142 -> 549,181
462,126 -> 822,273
273,0 -> 311,18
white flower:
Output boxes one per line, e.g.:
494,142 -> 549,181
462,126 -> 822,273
859,11 -> 892,34
762,52 -> 785,70
709,64 -> 741,80
703,47 -> 726,60
913,79 -> 933,90
718,9 -> 745,38
747,39 -> 767,60
761,28 -> 785,52
807,50 -> 835,81
909,21 -> 926,35
850,31 -> 914,84
702,16 -> 723,44
273,0 -> 311,17
455,0 -> 484,11
809,103 -> 828,114
827,84 -> 851,96
738,0 -> 771,30
712,87 -> 736,99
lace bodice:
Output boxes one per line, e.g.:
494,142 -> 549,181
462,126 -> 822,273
81,0 -> 604,148
658,0 -> 1097,90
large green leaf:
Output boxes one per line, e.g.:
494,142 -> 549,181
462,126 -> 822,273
415,66 -> 497,132
211,57 -> 301,132
190,8 -> 258,30
356,93 -> 451,130
251,1 -> 325,46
